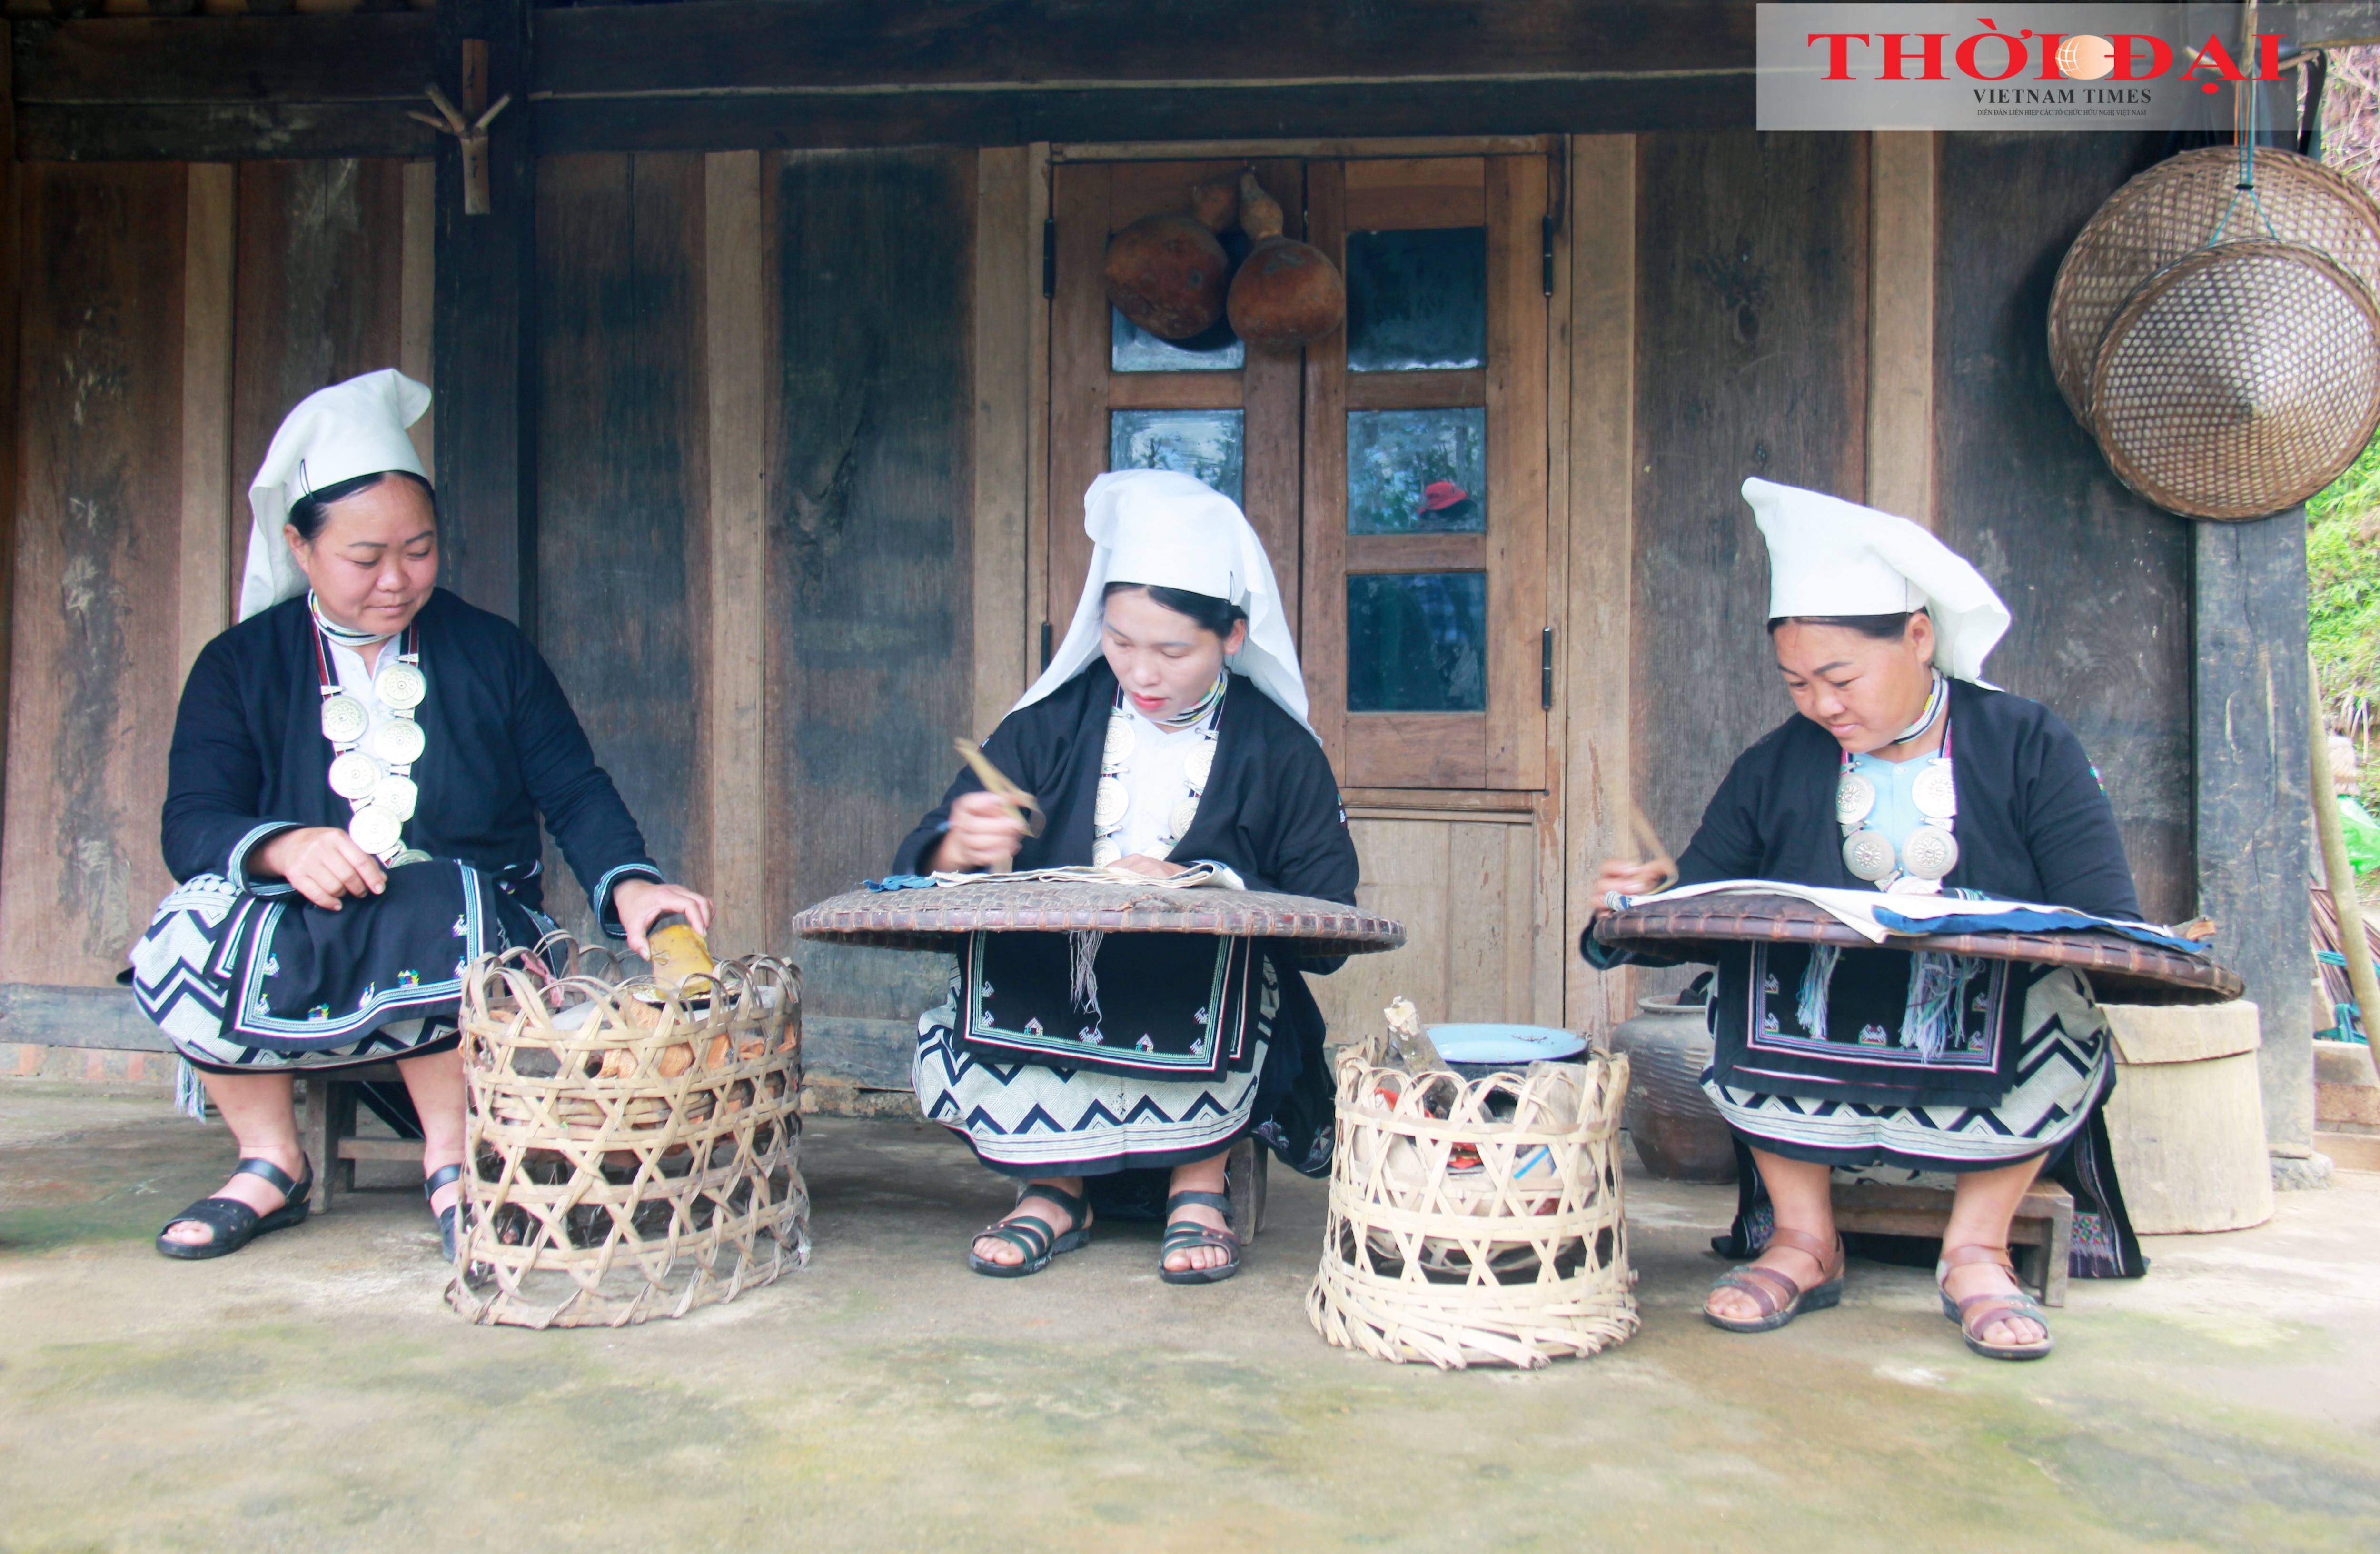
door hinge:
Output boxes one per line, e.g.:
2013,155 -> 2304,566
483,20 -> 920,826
1541,213 -> 1557,297
1042,219 -> 1057,299
1541,627 -> 1555,709
1040,619 -> 1054,669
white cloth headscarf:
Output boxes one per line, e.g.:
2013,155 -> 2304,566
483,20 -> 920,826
238,369 -> 433,623
1744,477 -> 2011,682
1016,470 -> 1314,736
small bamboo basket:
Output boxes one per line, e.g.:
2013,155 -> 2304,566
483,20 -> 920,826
447,936 -> 809,1328
1306,1025 -> 1637,1369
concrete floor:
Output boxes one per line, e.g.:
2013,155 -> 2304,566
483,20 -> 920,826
2,1082 -> 2377,1553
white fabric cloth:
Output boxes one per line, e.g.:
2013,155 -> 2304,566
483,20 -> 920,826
1114,705 -> 1207,858
1743,477 -> 2011,682
1017,470 -> 1313,736
240,369 -> 433,623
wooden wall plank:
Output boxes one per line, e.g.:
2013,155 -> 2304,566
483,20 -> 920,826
1023,142 -> 1051,690
971,145 -> 1031,739
1318,817 -> 1447,1038
176,162 -> 233,688
1866,130 -> 1934,527
1044,160 -> 1108,640
229,159 -> 406,591
1483,153 -> 1547,790
1562,133 -> 1635,1040
768,147 -> 976,1029
531,152 -> 710,939
1932,132 -> 2189,921
705,149 -> 766,954
0,51 -> 19,887
399,158 -> 434,476
1,165 -> 186,986
1630,132 -> 1868,858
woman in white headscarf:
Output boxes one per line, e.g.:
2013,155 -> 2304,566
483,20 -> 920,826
130,369 -> 711,1263
1586,478 -> 2149,1362
891,471 -> 1359,1285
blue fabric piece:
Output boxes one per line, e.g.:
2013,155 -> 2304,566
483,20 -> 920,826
864,875 -> 944,892
1871,906 -> 2207,956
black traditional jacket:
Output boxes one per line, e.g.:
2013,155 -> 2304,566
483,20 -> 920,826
893,659 -> 1361,1172
161,588 -> 660,927
1589,678 -> 2142,1108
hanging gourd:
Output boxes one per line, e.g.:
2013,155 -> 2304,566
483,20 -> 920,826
1104,209 -> 1231,342
1225,170 -> 1347,351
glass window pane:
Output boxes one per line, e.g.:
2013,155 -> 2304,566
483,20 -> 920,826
1347,408 -> 1486,534
1110,408 -> 1244,504
1345,227 -> 1488,373
1112,306 -> 1244,372
1347,572 -> 1488,712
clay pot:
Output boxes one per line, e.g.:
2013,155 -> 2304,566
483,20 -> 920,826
1104,214 -> 1230,341
1608,993 -> 1737,1183
1224,170 -> 1345,351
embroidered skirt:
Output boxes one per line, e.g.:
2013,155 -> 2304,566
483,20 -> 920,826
914,949 -> 1287,1177
130,860 -> 550,1073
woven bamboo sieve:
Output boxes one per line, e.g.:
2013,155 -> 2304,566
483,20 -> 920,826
1306,1028 -> 1638,1369
2048,147 -> 2380,422
447,936 -> 809,1328
2091,239 -> 2380,520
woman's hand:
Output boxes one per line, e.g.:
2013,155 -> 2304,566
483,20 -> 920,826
1107,853 -> 1187,879
1587,858 -> 1672,919
249,827 -> 386,911
931,791 -> 1029,873
612,878 -> 714,958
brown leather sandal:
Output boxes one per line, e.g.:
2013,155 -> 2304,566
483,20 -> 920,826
1704,1226 -> 1846,1333
1938,1244 -> 2054,1360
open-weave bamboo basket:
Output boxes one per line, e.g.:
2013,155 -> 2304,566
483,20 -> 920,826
2048,146 -> 2380,422
2091,239 -> 2380,520
448,937 -> 809,1328
1307,1029 -> 1637,1369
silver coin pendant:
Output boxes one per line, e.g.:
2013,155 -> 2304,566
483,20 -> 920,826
1835,771 -> 1876,827
1166,797 -> 1201,842
1183,737 -> 1216,791
369,717 -> 426,767
1091,838 -> 1122,868
375,659 -> 427,711
389,848 -> 433,868
1102,717 -> 1134,771
348,807 -> 403,856
320,693 -> 368,746
1903,825 -> 1959,880
371,774 -> 419,822
1842,828 -> 1896,882
1912,759 -> 1958,820
328,750 -> 384,800
1093,774 -> 1129,829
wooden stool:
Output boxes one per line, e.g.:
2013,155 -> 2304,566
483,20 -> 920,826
1829,1179 -> 2074,1307
297,1064 -> 420,1216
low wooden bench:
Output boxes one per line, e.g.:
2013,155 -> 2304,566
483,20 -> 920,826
1831,1179 -> 2074,1307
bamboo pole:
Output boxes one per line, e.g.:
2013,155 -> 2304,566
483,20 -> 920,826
2308,655 -> 2380,1082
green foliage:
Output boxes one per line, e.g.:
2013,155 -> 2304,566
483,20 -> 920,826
2310,433 -> 2380,810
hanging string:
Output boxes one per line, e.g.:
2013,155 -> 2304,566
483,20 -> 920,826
2208,3 -> 2281,246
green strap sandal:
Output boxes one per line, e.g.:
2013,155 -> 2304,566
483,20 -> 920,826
968,1183 -> 1092,1277
1939,1243 -> 2055,1361
155,1157 -> 313,1261
1158,1189 -> 1242,1285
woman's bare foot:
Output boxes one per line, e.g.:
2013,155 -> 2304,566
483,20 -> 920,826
1941,1256 -> 2048,1348
1704,1227 -> 1835,1324
1162,1155 -> 1232,1275
160,1143 -> 309,1248
971,1179 -> 1089,1268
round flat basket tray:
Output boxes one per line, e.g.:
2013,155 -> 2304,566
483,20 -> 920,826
793,880 -> 1404,959
1594,891 -> 2242,1006
1307,1033 -> 1638,1370
2048,146 -> 2380,422
2090,239 -> 2380,520
449,937 -> 809,1329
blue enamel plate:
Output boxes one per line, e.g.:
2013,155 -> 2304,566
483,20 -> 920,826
1426,1022 -> 1588,1065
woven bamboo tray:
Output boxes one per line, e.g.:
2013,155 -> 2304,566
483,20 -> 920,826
448,937 -> 809,1328
2048,146 -> 2380,421
1594,890 -> 2242,1006
1307,1025 -> 1638,1370
793,880 -> 1404,958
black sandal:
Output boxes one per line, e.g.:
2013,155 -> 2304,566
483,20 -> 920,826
426,1163 -> 469,1262
155,1157 -> 312,1261
968,1184 -> 1092,1277
1158,1189 -> 1242,1285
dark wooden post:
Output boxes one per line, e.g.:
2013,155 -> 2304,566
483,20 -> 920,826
431,0 -> 537,635
2194,508 -> 2321,1184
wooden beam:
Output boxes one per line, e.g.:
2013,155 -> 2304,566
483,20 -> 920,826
2194,511 -> 2318,1159
430,0 -> 536,628
706,148 -> 767,957
1866,130 -> 1934,528
400,158 -> 434,477
1561,133 -> 1635,1042
177,162 -> 234,688
0,48 -> 18,880
971,145 -> 1032,740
